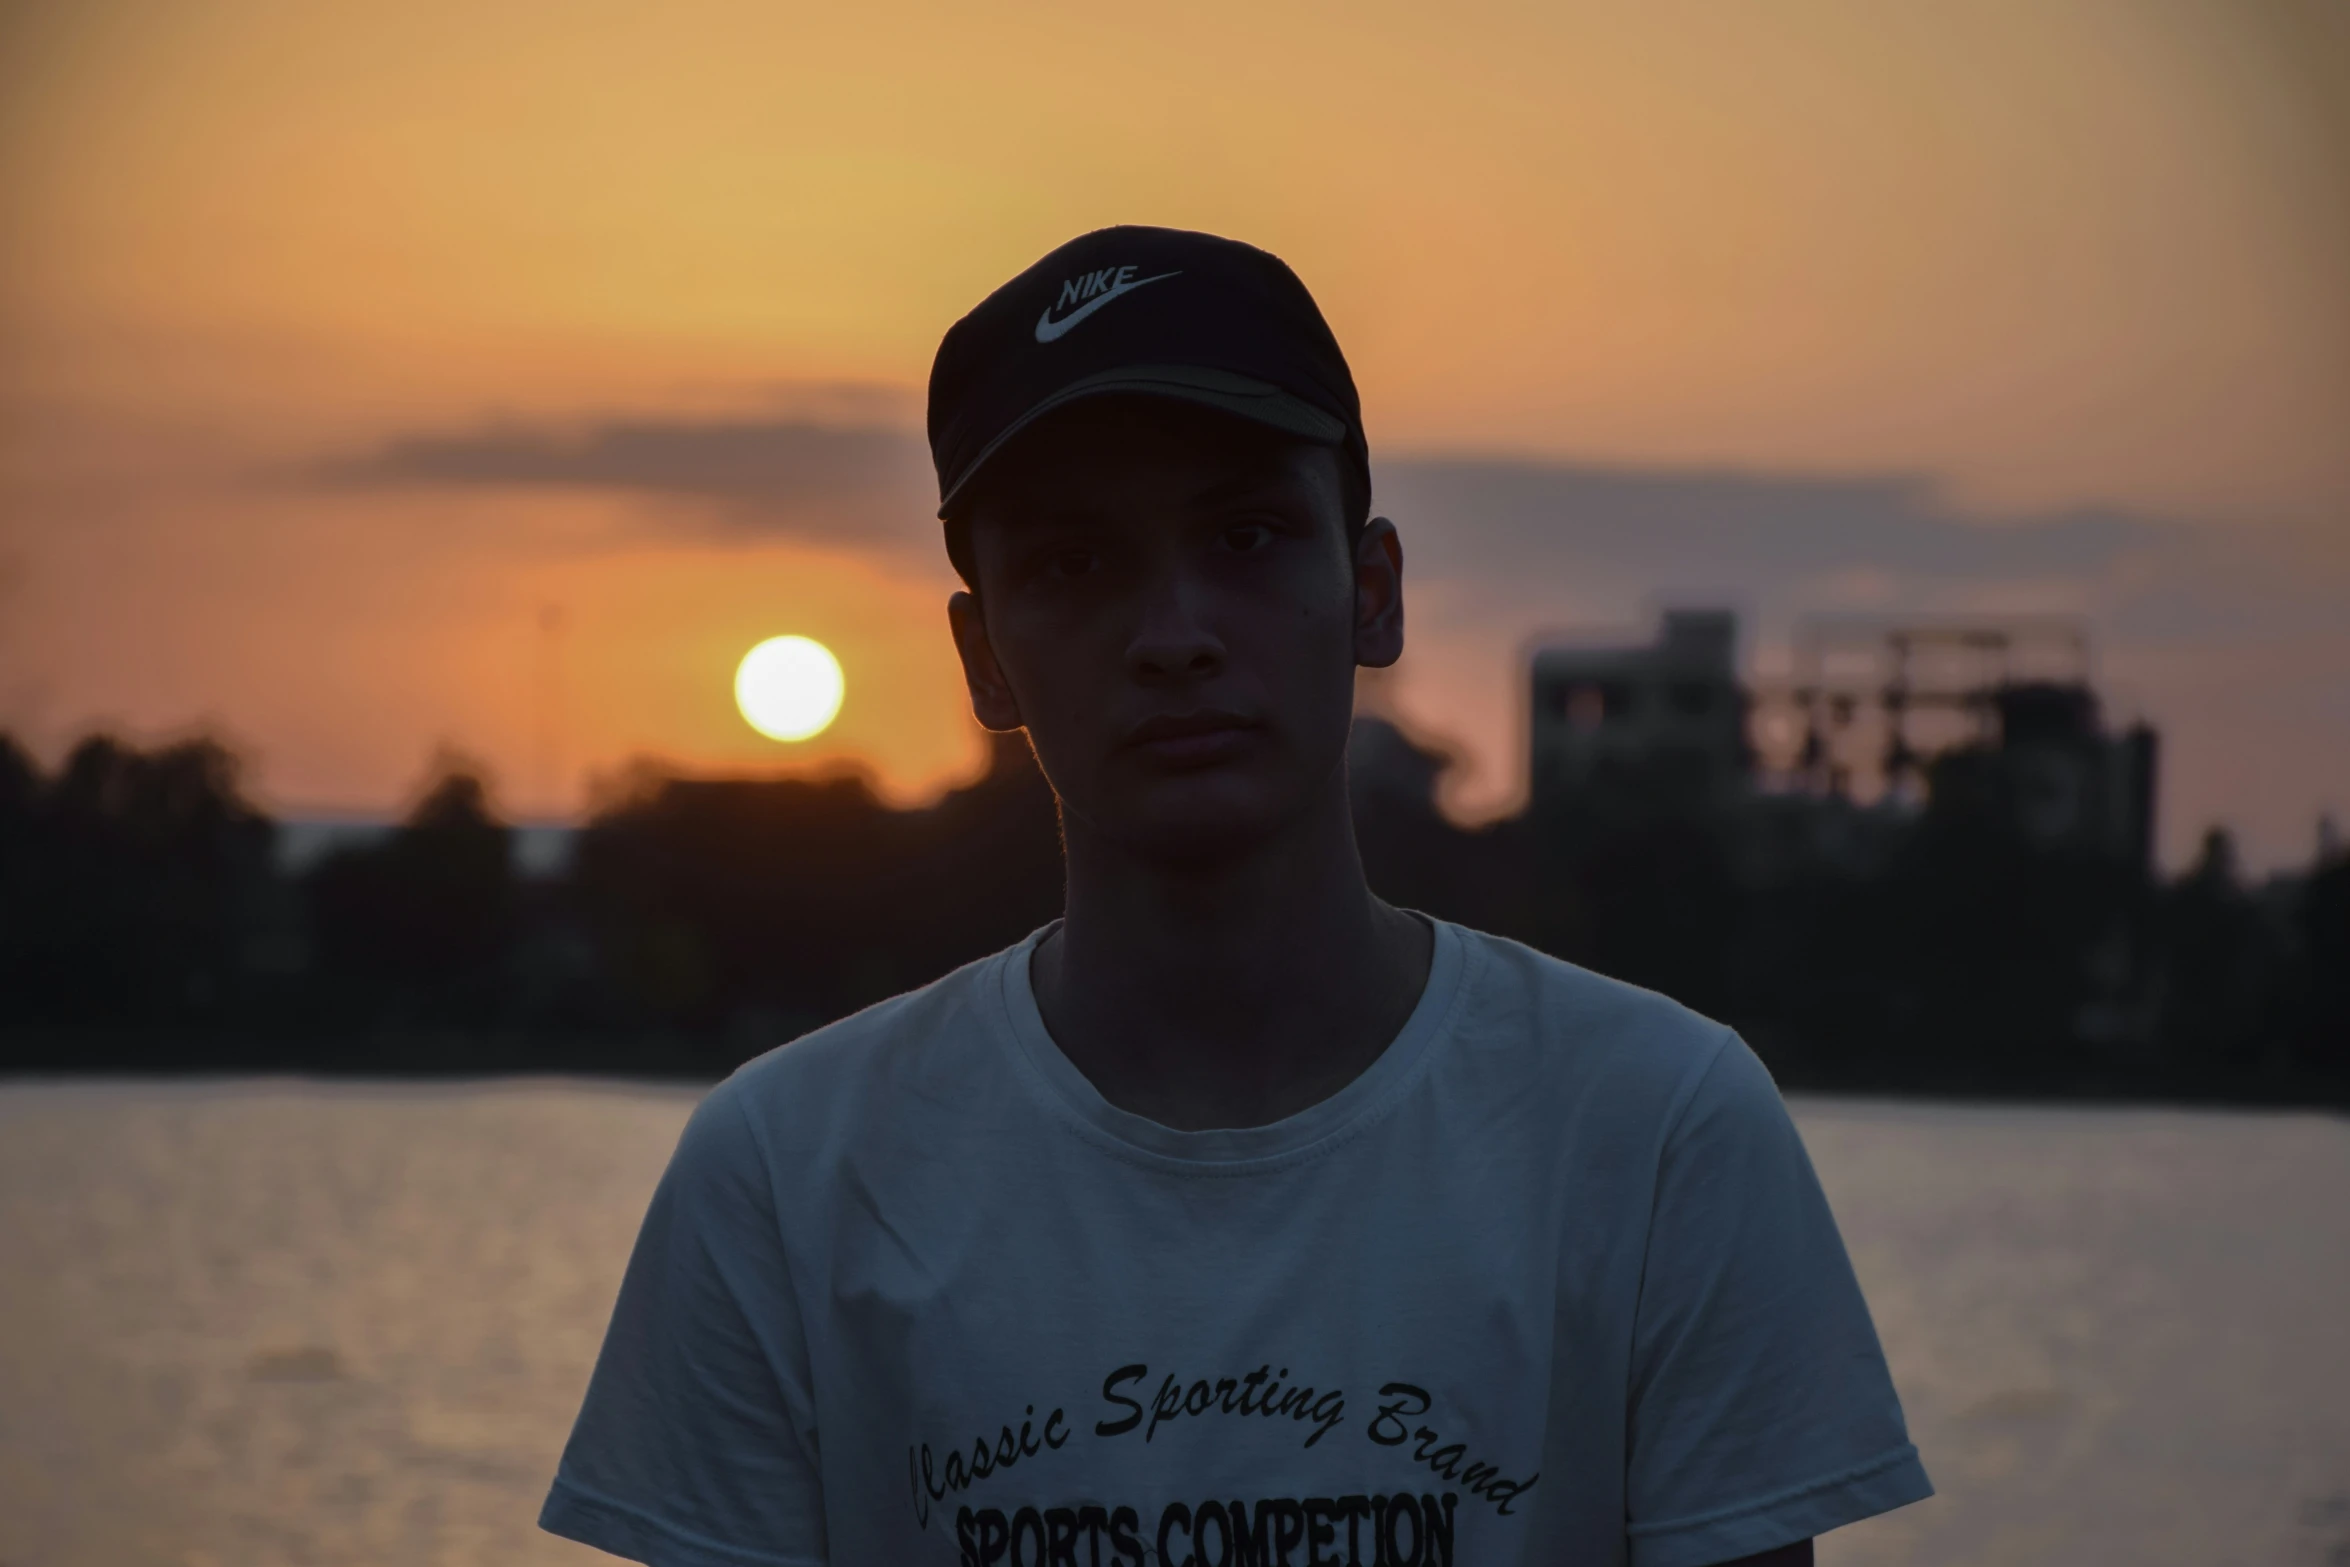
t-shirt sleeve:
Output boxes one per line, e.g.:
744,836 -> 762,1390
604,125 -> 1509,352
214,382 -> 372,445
1624,1033 -> 1931,1567
540,1081 -> 828,1567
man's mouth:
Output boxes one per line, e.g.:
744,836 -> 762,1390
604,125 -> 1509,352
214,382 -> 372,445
1121,710 -> 1261,768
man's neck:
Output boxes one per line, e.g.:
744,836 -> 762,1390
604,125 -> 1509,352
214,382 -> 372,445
1031,785 -> 1434,1132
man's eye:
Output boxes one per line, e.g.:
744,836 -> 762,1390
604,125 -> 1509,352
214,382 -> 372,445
1223,522 -> 1275,553
1043,548 -> 1097,579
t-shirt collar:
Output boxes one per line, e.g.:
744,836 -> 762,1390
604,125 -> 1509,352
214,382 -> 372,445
986,914 -> 1469,1171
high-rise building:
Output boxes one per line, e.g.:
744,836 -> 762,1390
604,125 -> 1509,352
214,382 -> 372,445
1528,609 -> 1749,809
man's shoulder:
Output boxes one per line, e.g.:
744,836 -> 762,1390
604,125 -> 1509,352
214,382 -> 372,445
1441,921 -> 1738,1111
705,938 -> 1029,1153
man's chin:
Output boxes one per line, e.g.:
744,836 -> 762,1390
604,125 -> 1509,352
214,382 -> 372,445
1089,778 -> 1301,866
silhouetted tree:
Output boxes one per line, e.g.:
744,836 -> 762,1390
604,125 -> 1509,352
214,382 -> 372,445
569,731 -> 1060,1068
0,734 -> 278,1054
2298,845 -> 2350,1079
2153,828 -> 2291,1081
1523,760 -> 1742,1026
1349,716 -> 1537,940
305,761 -> 518,1034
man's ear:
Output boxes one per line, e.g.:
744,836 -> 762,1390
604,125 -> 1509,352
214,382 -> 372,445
1353,516 -> 1406,670
947,591 -> 1026,732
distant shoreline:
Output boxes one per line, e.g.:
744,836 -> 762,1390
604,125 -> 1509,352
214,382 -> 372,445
4,1058 -> 2342,1115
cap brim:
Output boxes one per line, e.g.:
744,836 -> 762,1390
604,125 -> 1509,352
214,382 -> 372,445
937,364 -> 1348,515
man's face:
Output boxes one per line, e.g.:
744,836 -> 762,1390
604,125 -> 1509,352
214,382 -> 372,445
948,398 -> 1400,862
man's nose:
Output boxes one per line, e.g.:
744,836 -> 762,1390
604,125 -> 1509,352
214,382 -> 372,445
1125,571 -> 1226,681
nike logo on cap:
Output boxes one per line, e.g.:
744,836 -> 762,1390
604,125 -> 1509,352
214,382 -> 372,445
1034,266 -> 1180,343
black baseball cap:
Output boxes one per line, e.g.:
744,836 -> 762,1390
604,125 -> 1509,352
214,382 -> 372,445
926,225 -> 1368,520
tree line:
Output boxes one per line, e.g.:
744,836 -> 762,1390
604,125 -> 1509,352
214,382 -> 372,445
1,726 -> 2342,1100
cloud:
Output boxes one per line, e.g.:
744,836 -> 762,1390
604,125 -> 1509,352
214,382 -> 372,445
320,411 -> 2175,594
1375,456 -> 2168,591
317,415 -> 939,549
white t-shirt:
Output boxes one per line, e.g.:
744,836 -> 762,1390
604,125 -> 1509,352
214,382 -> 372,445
543,918 -> 1929,1567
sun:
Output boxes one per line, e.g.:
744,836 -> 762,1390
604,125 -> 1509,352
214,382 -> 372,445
734,635 -> 844,742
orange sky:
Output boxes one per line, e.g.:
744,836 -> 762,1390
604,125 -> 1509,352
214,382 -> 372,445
3,0 -> 2346,865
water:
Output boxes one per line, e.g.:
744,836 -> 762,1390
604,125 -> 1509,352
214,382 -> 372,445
1,1081 -> 2344,1567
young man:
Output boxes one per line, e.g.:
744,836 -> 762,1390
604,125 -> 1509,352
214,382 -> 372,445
541,227 -> 1931,1567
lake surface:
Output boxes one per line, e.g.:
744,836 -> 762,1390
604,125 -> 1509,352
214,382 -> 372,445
1,1081 -> 2344,1567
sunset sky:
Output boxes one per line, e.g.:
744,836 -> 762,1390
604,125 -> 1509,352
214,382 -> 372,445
3,0 -> 2345,867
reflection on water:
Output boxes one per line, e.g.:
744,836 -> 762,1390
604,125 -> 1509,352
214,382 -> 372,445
0,1082 -> 2344,1566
